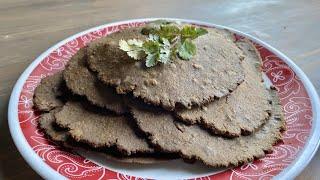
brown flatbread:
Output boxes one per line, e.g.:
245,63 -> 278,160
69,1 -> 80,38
55,101 -> 153,155
33,72 -> 64,111
38,110 -> 171,164
175,40 -> 272,137
87,26 -> 245,110
131,89 -> 285,167
63,47 -> 126,114
38,108 -> 68,142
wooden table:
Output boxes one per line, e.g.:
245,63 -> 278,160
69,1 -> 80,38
1,0 -> 319,179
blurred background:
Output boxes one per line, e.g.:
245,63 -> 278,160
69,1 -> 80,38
1,0 -> 319,179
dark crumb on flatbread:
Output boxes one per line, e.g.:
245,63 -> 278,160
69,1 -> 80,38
33,72 -> 64,111
175,40 -> 272,137
54,101 -> 153,156
38,109 -> 176,164
130,89 -> 285,167
63,47 -> 126,114
87,26 -> 245,110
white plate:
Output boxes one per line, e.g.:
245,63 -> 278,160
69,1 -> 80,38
8,18 -> 320,180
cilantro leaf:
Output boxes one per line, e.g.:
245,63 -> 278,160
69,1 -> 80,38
126,50 -> 144,60
177,39 -> 196,60
195,27 -> 208,36
143,37 -> 171,65
119,39 -> 144,60
146,53 -> 159,67
127,39 -> 144,47
142,25 -> 180,42
181,26 -> 208,41
157,25 -> 180,42
147,34 -> 160,42
143,39 -> 160,54
158,38 -> 171,63
120,22 -> 208,67
161,37 -> 170,46
119,39 -> 131,51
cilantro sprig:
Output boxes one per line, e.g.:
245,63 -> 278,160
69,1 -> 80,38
119,21 -> 208,67
119,35 -> 172,67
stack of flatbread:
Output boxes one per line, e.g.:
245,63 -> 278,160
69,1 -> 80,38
34,23 -> 285,167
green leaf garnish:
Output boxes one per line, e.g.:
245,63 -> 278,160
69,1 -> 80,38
142,25 -> 180,42
119,21 -> 208,67
143,38 -> 160,54
181,26 -> 208,41
156,25 -> 181,42
145,53 -> 159,67
119,39 -> 144,60
158,38 -> 171,64
177,39 -> 196,60
143,36 -> 172,67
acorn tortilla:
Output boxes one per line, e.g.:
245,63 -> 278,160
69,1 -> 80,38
63,47 -> 126,114
38,110 -> 173,164
33,71 -> 64,111
175,40 -> 272,137
130,89 -> 285,167
87,26 -> 245,110
55,101 -> 153,156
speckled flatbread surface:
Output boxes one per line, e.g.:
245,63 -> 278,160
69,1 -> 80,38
131,89 -> 285,167
63,47 -> 126,114
87,26 -> 245,110
175,40 -> 272,137
55,101 -> 153,155
33,71 -> 64,111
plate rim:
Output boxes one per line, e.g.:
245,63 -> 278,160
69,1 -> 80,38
8,17 -> 320,180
